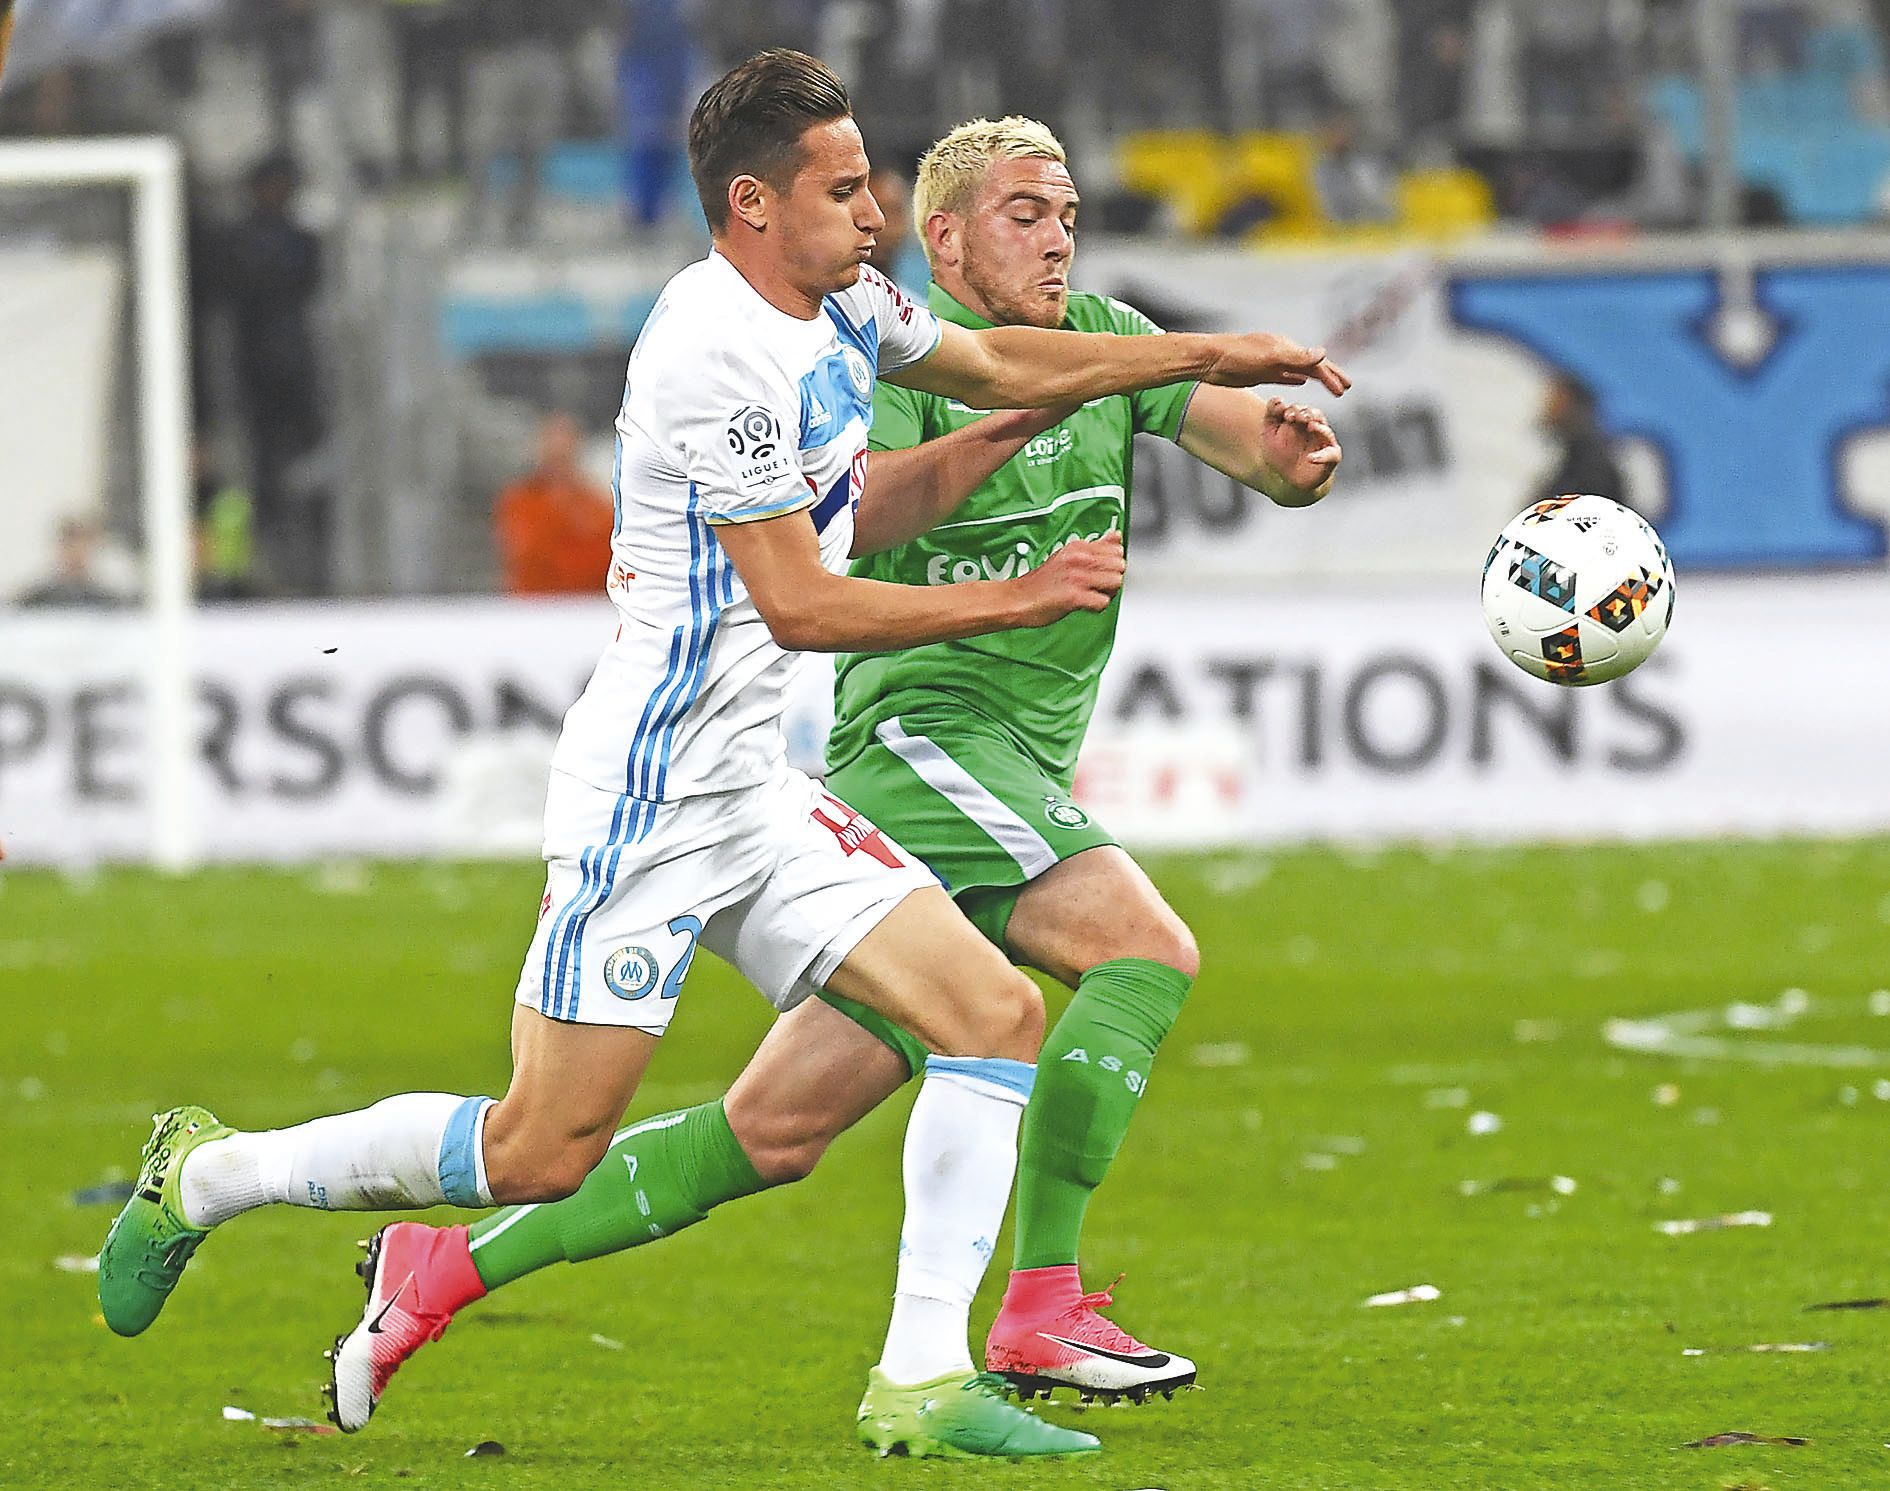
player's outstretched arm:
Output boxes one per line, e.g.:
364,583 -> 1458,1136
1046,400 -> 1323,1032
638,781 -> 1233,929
1179,389 -> 1343,507
855,406 -> 1073,558
885,320 -> 1351,410
714,508 -> 1124,653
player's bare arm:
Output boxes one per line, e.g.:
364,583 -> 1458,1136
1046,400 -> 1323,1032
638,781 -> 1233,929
714,507 -> 1123,652
1179,388 -> 1343,508
855,405 -> 1073,556
886,317 -> 1352,409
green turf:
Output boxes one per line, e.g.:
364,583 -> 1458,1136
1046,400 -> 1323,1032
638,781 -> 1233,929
6,839 -> 1890,1489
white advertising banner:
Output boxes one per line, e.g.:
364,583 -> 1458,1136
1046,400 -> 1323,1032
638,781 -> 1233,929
1073,236 -> 1890,582
0,579 -> 1883,866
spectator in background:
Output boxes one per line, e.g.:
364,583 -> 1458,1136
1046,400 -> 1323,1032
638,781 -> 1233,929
1313,107 -> 1397,223
1517,0 -> 1617,136
202,153 -> 328,595
618,0 -> 697,230
462,0 -> 578,242
194,440 -> 262,602
866,162 -> 929,291
1227,0 -> 1336,130
1535,371 -> 1626,506
495,412 -> 614,596
1396,0 -> 1473,148
17,517 -> 131,608
388,0 -> 467,181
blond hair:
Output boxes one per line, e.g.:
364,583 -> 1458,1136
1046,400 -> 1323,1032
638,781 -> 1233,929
912,116 -> 1068,266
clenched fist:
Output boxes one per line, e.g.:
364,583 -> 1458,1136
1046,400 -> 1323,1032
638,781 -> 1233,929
1014,532 -> 1126,626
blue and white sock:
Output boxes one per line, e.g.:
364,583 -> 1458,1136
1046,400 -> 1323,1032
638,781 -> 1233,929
877,1056 -> 1036,1385
179,1093 -> 494,1227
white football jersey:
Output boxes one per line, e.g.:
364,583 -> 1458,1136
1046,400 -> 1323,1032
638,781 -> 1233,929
550,251 -> 942,802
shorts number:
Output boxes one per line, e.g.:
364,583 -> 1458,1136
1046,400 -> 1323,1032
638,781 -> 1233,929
661,915 -> 702,1001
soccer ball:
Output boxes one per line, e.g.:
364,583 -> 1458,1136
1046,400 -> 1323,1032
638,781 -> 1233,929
1480,495 -> 1675,686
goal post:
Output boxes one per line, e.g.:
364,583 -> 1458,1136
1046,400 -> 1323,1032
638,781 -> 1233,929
0,137 -> 197,870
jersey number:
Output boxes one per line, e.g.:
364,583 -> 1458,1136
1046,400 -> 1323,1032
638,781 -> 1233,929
661,915 -> 702,1001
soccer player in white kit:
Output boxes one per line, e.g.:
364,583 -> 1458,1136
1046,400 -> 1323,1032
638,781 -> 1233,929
98,50 -> 1349,1459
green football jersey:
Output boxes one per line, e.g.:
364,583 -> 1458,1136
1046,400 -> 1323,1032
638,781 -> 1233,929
827,283 -> 1197,786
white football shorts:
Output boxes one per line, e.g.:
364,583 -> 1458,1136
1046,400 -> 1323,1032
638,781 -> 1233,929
515,763 -> 938,1033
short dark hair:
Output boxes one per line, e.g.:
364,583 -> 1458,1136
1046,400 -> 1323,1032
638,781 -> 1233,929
688,50 -> 852,232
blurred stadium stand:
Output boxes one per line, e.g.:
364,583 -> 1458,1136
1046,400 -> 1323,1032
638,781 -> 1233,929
2,0 -> 1889,599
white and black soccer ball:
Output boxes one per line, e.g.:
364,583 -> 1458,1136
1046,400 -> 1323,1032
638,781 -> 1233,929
1480,494 -> 1675,686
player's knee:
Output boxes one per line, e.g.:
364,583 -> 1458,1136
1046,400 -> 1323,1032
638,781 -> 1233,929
744,1131 -> 827,1185
484,1125 -> 610,1204
1080,915 -> 1200,983
1163,920 -> 1202,982
979,970 -> 1044,1059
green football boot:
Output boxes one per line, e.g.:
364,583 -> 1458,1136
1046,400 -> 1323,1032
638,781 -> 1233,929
856,1367 -> 1102,1459
97,1105 -> 232,1337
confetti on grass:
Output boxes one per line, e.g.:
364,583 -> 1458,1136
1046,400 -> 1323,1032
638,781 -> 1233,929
1363,1284 -> 1440,1308
1655,1211 -> 1771,1236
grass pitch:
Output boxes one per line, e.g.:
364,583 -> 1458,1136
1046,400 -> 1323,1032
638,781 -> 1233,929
6,839 -> 1890,1490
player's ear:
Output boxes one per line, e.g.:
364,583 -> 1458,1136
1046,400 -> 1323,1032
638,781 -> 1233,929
925,211 -> 960,270
728,174 -> 769,233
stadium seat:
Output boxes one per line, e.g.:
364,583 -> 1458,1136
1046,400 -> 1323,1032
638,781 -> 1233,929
1226,132 -> 1323,240
1397,168 -> 1496,241
1115,130 -> 1236,236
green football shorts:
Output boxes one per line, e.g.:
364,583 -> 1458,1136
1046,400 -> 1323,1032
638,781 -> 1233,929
818,705 -> 1117,1078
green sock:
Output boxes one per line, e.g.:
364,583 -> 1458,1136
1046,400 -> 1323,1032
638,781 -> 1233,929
1013,957 -> 1192,1272
467,1099 -> 768,1290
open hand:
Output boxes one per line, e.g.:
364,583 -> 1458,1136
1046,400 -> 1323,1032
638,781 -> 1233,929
1205,333 -> 1351,397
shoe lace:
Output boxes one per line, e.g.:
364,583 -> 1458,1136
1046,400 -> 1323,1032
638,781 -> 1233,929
1075,1271 -> 1127,1314
1070,1273 -> 1147,1353
964,1371 -> 1017,1400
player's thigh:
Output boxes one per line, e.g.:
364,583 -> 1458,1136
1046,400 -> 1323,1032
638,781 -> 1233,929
827,711 -> 1116,953
516,771 -> 754,1035
699,764 -> 1037,1058
696,768 -> 935,1013
824,888 -> 1042,1060
722,997 -> 909,1182
1005,846 -> 1200,989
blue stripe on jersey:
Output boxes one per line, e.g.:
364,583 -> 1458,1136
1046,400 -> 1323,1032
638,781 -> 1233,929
541,841 -> 602,1019
610,430 -> 624,537
651,522 -> 727,802
624,484 -> 707,798
633,486 -> 710,798
823,295 -> 880,366
640,488 -> 728,803
558,795 -> 655,1023
809,467 -> 852,534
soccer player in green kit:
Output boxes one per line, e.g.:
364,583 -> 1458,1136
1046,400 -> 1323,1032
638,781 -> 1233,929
327,115 -> 1343,1431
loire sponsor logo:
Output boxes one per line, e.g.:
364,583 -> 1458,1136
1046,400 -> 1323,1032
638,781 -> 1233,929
1023,428 -> 1074,467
